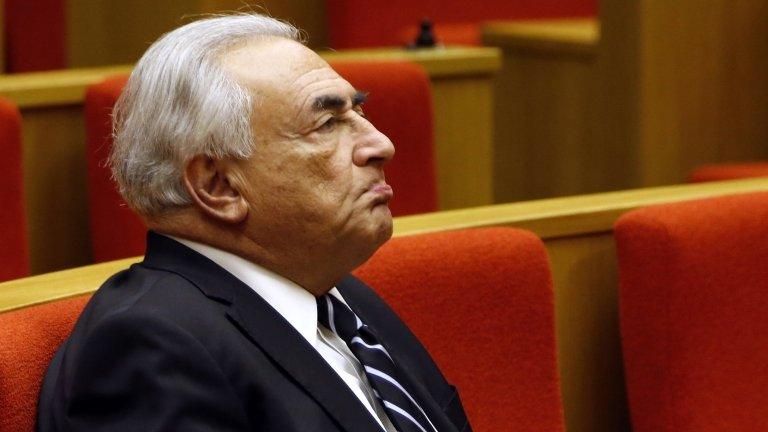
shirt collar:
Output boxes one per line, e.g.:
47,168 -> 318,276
168,235 -> 326,348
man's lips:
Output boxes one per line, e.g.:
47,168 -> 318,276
368,183 -> 394,204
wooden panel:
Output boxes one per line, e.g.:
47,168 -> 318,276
67,0 -> 329,68
431,76 -> 494,208
600,0 -> 768,187
482,19 -> 616,202
5,178 -> 768,432
548,235 -> 629,432
0,47 -> 499,273
21,107 -> 91,274
485,8 -> 768,200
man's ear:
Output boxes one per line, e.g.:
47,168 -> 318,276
183,155 -> 248,224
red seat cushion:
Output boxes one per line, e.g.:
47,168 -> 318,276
688,162 -> 768,183
615,192 -> 768,432
85,75 -> 147,263
331,61 -> 438,216
0,295 -> 91,432
0,98 -> 29,281
354,227 -> 565,432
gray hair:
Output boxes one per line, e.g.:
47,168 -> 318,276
109,14 -> 301,216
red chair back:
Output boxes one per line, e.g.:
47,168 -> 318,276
4,0 -> 66,72
0,98 -> 29,281
615,192 -> 768,432
85,75 -> 147,263
688,162 -> 768,183
326,0 -> 597,47
0,295 -> 91,432
355,227 -> 565,432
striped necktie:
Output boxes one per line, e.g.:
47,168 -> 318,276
317,294 -> 436,432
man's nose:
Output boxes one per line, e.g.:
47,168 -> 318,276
353,124 -> 395,167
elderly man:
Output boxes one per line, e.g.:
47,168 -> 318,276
37,13 -> 471,432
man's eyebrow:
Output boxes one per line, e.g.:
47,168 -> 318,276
352,91 -> 368,106
312,91 -> 368,112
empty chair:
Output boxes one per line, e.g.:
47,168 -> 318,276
0,97 -> 29,281
85,61 -> 438,261
354,227 -> 565,431
615,192 -> 768,432
84,75 -> 145,263
688,162 -> 768,183
0,295 -> 91,432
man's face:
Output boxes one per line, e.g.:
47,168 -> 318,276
222,38 -> 395,268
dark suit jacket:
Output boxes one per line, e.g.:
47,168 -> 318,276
37,232 -> 471,432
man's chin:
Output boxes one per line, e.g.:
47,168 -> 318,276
372,206 -> 393,240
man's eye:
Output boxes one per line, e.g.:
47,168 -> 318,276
318,117 -> 338,131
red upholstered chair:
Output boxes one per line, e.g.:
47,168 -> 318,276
85,75 -> 146,263
85,62 -> 438,261
0,227 -> 561,431
326,0 -> 597,48
330,61 -> 438,216
0,295 -> 91,432
0,98 -> 29,281
614,192 -> 768,432
688,162 -> 768,183
354,227 -> 565,432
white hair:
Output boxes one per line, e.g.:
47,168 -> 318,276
109,14 -> 301,216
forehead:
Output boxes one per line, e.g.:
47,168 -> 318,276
221,38 -> 354,112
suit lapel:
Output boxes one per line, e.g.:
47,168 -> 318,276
141,232 -> 384,432
338,278 -> 461,432
225,289 -> 385,432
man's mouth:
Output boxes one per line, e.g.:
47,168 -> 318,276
368,183 -> 394,204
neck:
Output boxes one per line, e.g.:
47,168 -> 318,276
146,209 -> 350,296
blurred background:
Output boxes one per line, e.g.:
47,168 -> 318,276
4,0 -> 767,274
2,2 -> 768,431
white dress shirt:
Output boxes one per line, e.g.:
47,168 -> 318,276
169,236 -> 397,432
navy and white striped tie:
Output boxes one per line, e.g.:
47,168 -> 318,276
317,294 -> 436,432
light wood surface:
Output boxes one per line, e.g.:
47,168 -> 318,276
5,177 -> 768,432
0,65 -> 131,107
483,19 -> 598,56
599,0 -> 768,187
322,47 -> 501,78
0,47 -> 499,274
482,19 -> 608,203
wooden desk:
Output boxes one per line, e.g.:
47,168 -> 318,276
482,19 -> 604,202
485,9 -> 768,202
0,46 -> 500,274
5,177 -> 768,432
599,0 -> 768,187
